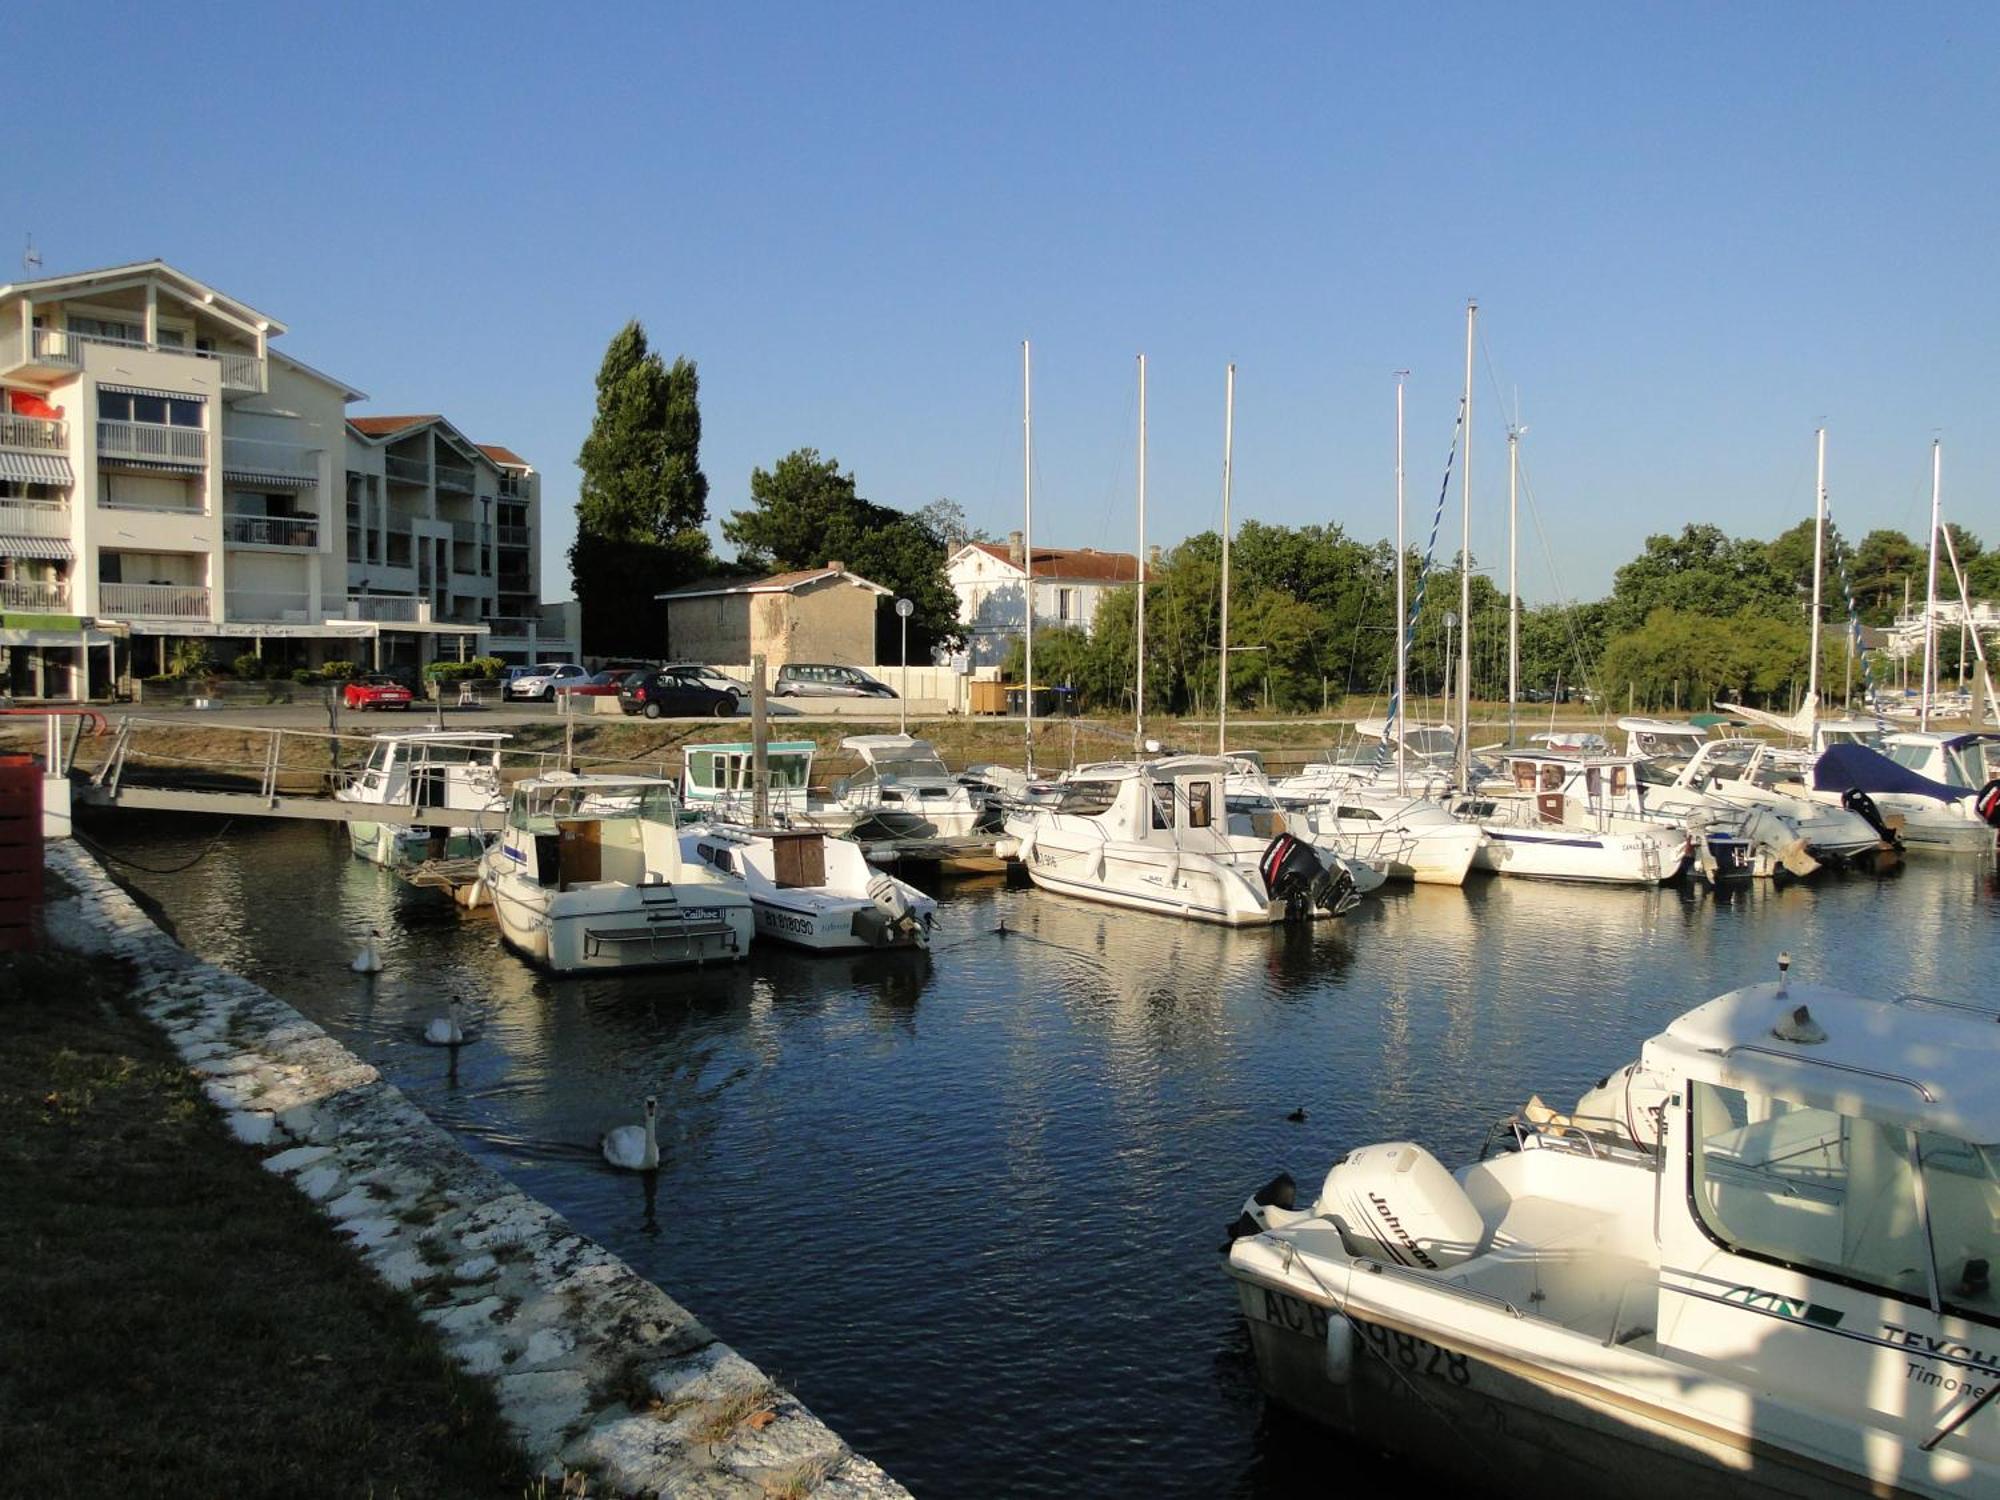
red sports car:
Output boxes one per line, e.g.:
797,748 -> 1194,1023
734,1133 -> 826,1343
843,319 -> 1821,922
562,668 -> 638,698
343,675 -> 414,711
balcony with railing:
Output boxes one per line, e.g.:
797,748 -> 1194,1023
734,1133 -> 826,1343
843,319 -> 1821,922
0,412 -> 66,451
99,583 -> 211,619
384,453 -> 431,485
344,594 -> 431,624
226,589 -> 314,622
225,513 -> 320,549
99,419 -> 208,469
0,500 -> 71,540
497,474 -> 531,499
3,326 -> 264,394
435,460 -> 475,494
223,435 -> 319,487
449,518 -> 483,544
0,577 -> 71,611
498,523 -> 530,548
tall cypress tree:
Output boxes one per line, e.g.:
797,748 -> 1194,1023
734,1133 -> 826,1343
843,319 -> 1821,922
569,322 -> 712,655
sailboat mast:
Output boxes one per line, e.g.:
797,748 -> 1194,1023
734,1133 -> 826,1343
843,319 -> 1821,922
1808,426 -> 1826,708
1023,340 -> 1035,774
1921,438 -> 1940,732
1218,363 -> 1236,756
1395,372 -> 1408,796
1456,301 -> 1476,791
1507,419 -> 1519,747
1135,353 -> 1147,753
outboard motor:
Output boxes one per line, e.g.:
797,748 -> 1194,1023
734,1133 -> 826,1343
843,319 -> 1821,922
1258,834 -> 1359,921
1222,1171 -> 1298,1247
1842,787 -> 1904,850
1318,1144 -> 1483,1271
866,873 -> 917,933
1978,779 -> 2000,830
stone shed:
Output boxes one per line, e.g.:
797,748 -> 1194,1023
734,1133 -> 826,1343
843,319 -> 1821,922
657,563 -> 891,668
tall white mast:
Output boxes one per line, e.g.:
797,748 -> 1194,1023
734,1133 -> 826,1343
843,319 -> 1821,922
1395,371 -> 1408,795
1218,363 -> 1236,756
1807,426 -> 1826,711
1023,340 -> 1035,774
1506,417 -> 1520,747
1921,438 -> 1941,732
1456,301 -> 1476,791
1135,353 -> 1147,752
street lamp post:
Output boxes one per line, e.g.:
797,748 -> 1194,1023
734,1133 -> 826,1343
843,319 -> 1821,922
895,598 -> 914,734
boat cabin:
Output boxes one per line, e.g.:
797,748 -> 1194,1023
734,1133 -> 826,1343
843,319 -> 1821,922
1882,732 -> 2000,791
1045,757 -> 1237,849
680,739 -> 818,815
500,777 -> 685,890
1619,716 -> 1710,769
346,731 -> 509,809
1490,752 -> 1652,826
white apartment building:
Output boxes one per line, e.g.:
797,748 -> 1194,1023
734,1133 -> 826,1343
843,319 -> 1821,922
0,261 -> 574,699
946,534 -> 1144,666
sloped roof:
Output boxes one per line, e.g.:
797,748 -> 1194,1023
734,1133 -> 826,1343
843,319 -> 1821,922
956,541 -> 1144,582
657,567 -> 893,602
0,259 -> 285,334
348,414 -> 443,438
476,443 -> 530,469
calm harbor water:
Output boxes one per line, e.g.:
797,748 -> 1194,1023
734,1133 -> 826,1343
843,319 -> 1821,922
98,815 -> 1999,1498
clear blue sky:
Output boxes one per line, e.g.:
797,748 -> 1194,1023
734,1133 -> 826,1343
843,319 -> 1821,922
17,3 -> 1999,603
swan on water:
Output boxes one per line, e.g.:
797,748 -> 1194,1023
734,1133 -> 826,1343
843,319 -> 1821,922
423,998 -> 469,1046
602,1096 -> 660,1172
351,929 -> 384,974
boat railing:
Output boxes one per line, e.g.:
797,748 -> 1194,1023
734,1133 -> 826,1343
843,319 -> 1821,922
1478,1109 -> 1662,1168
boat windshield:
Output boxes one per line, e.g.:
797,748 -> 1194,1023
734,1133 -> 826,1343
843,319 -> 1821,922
685,748 -> 811,797
509,782 -> 678,832
1692,1082 -> 2000,1325
1630,730 -> 1705,766
1404,729 -> 1456,759
863,754 -> 952,783
1820,727 -> 1877,748
1949,740 -> 2000,789
1054,779 -> 1120,817
1885,742 -> 1942,779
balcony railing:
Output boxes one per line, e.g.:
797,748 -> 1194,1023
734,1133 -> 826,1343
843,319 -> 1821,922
345,595 -> 429,623
226,589 -> 313,622
498,475 -> 531,499
449,518 -> 482,543
223,435 -> 319,484
18,327 -> 264,394
0,500 -> 70,538
225,514 -> 320,548
100,583 -> 210,619
435,461 -> 475,493
498,523 -> 530,547
0,577 -> 70,611
99,419 -> 207,467
384,454 -> 430,485
0,412 -> 66,451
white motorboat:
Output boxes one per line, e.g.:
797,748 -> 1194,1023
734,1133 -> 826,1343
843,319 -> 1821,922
334,730 -> 509,868
680,822 -> 936,951
1002,757 -> 1361,926
1293,791 -> 1487,887
1221,763 -> 1388,897
837,734 -> 992,838
1808,733 -> 2000,855
1226,962 -> 2000,1496
1270,720 -> 1474,802
479,775 -> 754,973
1460,751 -> 1693,884
679,738 -> 861,834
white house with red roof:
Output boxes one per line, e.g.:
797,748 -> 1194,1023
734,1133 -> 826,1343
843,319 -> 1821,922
946,532 -> 1143,665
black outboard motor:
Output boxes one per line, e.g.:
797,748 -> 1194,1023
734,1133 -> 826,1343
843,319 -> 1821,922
1259,833 -> 1358,920
1222,1172 -> 1297,1248
1842,786 -> 1904,849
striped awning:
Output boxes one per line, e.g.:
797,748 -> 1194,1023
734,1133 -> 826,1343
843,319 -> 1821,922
223,463 -> 316,490
0,536 -> 73,560
0,451 -> 73,485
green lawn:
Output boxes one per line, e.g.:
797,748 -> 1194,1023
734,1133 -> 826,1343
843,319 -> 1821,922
0,950 -> 532,1498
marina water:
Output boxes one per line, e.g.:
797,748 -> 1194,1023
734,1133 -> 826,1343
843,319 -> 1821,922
104,817 -> 1998,1498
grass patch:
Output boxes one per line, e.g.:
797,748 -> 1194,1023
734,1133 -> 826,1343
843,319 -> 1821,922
0,950 -> 529,1498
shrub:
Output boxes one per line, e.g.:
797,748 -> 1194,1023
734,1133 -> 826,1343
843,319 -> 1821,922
320,660 -> 359,681
168,640 -> 216,679
291,667 -> 320,684
424,655 -> 507,683
231,652 -> 267,680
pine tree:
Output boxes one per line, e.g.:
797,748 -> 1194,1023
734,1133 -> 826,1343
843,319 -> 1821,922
569,322 -> 712,655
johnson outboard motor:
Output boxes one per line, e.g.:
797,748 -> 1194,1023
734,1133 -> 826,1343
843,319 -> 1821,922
1222,1172 -> 1297,1247
1842,787 -> 1904,849
1258,833 -> 1357,920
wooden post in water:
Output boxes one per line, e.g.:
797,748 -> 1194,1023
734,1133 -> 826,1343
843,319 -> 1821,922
751,653 -> 770,826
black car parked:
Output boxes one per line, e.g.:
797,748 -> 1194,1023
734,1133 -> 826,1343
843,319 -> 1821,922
618,669 -> 739,719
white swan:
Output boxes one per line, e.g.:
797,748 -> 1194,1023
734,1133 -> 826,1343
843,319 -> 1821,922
422,998 -> 469,1046
351,928 -> 384,974
602,1096 -> 660,1172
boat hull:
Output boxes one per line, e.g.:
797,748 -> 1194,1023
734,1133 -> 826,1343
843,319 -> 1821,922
1475,826 -> 1686,884
1232,1276 -> 1906,1500
347,819 -> 485,869
750,895 -> 928,952
485,868 -> 754,974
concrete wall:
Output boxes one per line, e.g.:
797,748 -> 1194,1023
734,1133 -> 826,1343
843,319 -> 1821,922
668,594 -> 753,664
752,579 -> 878,668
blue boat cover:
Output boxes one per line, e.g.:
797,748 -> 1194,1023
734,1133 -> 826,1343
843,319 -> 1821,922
1813,743 -> 1972,802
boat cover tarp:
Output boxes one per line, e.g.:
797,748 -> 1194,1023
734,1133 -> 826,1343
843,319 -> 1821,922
1813,743 -> 1971,802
